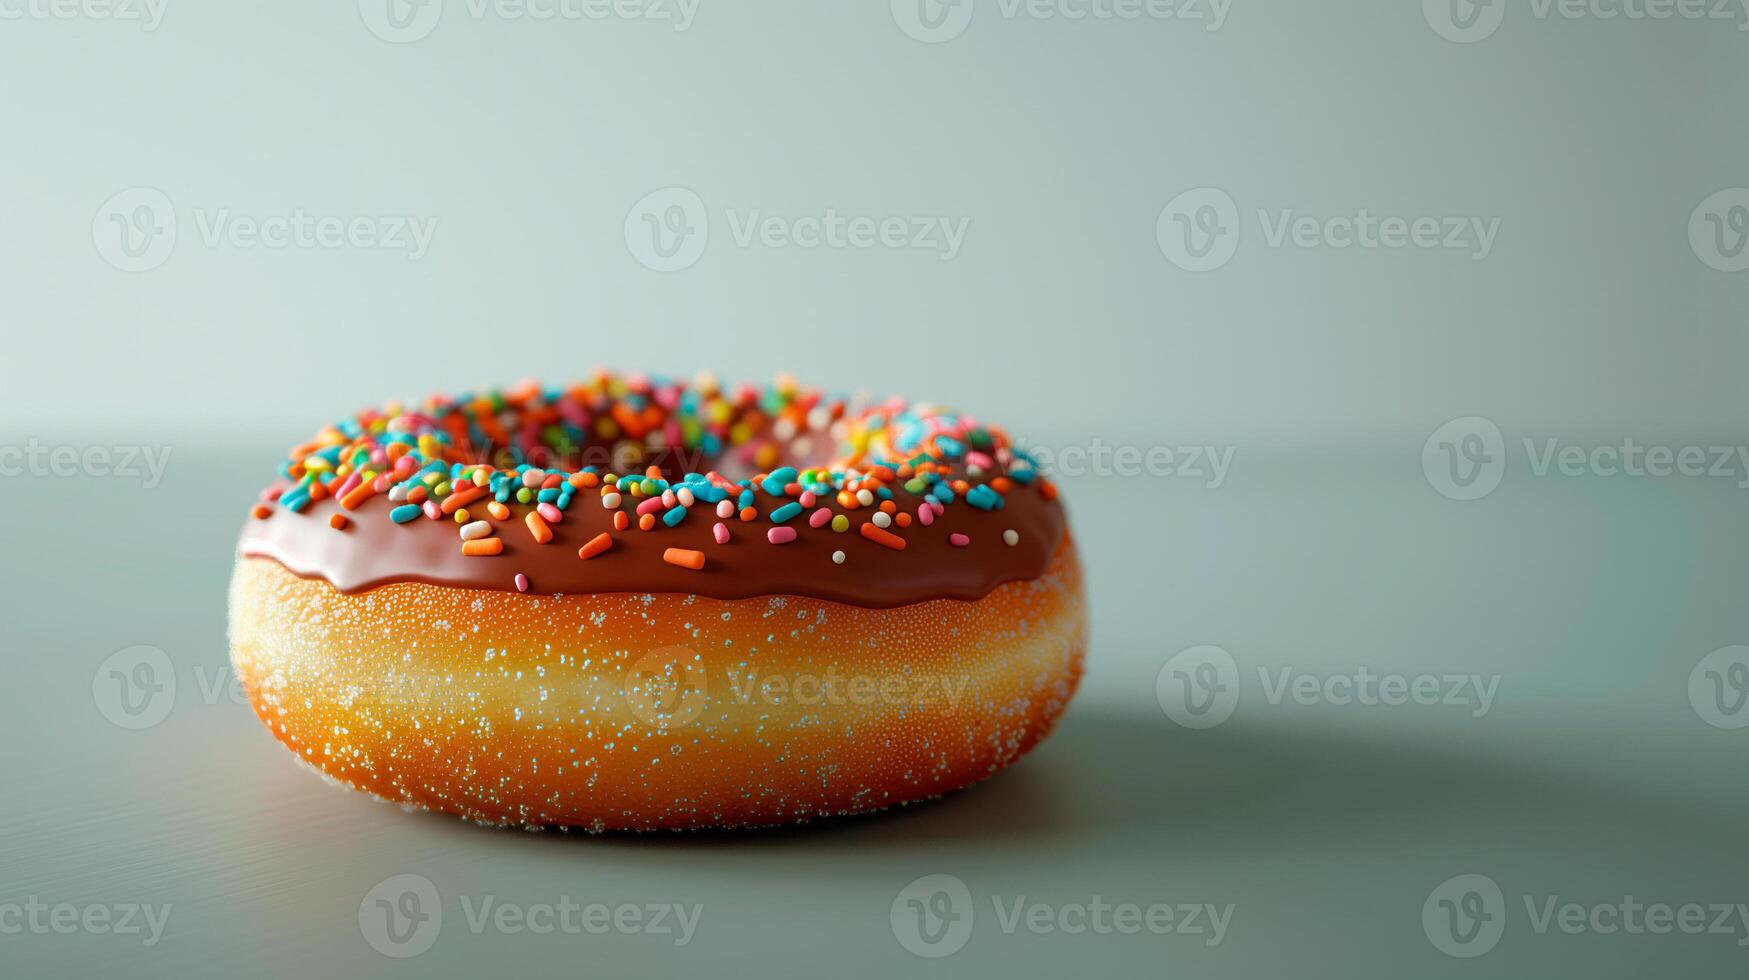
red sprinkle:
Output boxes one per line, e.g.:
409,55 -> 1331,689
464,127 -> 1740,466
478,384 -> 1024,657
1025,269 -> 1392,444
859,523 -> 906,550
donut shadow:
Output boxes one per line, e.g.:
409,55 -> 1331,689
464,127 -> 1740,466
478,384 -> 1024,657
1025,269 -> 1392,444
427,707 -> 1718,855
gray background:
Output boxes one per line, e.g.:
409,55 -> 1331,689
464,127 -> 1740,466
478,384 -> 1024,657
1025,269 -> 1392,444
3,1 -> 1747,977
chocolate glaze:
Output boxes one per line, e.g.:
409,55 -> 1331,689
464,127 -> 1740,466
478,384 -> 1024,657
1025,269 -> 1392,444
238,489 -> 1067,608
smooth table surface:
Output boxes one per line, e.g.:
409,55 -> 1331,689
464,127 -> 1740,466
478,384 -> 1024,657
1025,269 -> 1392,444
3,437 -> 1746,978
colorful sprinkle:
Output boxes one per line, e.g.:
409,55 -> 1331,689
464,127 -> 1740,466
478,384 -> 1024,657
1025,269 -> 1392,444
514,573 -> 529,592
950,532 -> 970,547
577,532 -> 614,561
461,537 -> 503,557
767,526 -> 798,545
663,548 -> 706,570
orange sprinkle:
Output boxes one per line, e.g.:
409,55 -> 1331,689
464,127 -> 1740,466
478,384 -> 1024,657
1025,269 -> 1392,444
440,484 -> 488,514
541,473 -> 564,490
739,506 -> 757,522
879,500 -> 897,514
991,476 -> 1013,493
406,485 -> 428,505
577,532 -> 614,561
895,512 -> 912,528
487,501 -> 510,521
461,537 -> 503,557
525,512 -> 553,544
663,548 -> 706,570
328,513 -> 350,530
250,504 -> 273,520
1040,480 -> 1059,502
836,491 -> 859,510
638,513 -> 656,531
339,483 -> 377,511
307,480 -> 330,502
860,523 -> 907,550
613,511 -> 630,531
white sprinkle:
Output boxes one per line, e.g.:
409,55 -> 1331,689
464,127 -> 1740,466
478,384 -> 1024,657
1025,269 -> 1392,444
856,488 -> 875,507
1003,529 -> 1020,546
677,487 -> 696,507
388,484 -> 409,502
832,550 -> 846,564
872,511 -> 893,529
459,520 -> 492,540
601,492 -> 622,509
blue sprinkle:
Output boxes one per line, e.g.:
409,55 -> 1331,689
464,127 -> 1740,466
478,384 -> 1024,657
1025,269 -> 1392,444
662,506 -> 688,527
537,488 -> 561,503
769,501 -> 803,524
761,466 -> 798,495
390,504 -> 422,524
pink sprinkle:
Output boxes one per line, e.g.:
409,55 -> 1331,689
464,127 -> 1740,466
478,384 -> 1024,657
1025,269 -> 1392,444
917,504 -> 934,527
950,532 -> 970,547
716,499 -> 736,519
799,491 -> 816,507
809,507 -> 833,528
521,470 -> 544,488
514,573 -> 529,593
260,485 -> 286,502
369,448 -> 387,466
635,496 -> 665,517
661,489 -> 677,508
929,499 -> 945,516
713,522 -> 730,544
767,526 -> 798,545
372,474 -> 391,493
537,502 -> 563,524
421,500 -> 442,520
393,456 -> 418,478
334,472 -> 362,497
966,451 -> 995,470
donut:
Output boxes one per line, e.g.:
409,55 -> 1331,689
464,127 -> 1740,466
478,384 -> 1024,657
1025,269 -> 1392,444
228,372 -> 1086,830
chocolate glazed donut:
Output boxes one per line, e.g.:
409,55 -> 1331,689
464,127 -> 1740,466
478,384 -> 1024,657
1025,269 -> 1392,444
228,373 -> 1087,830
